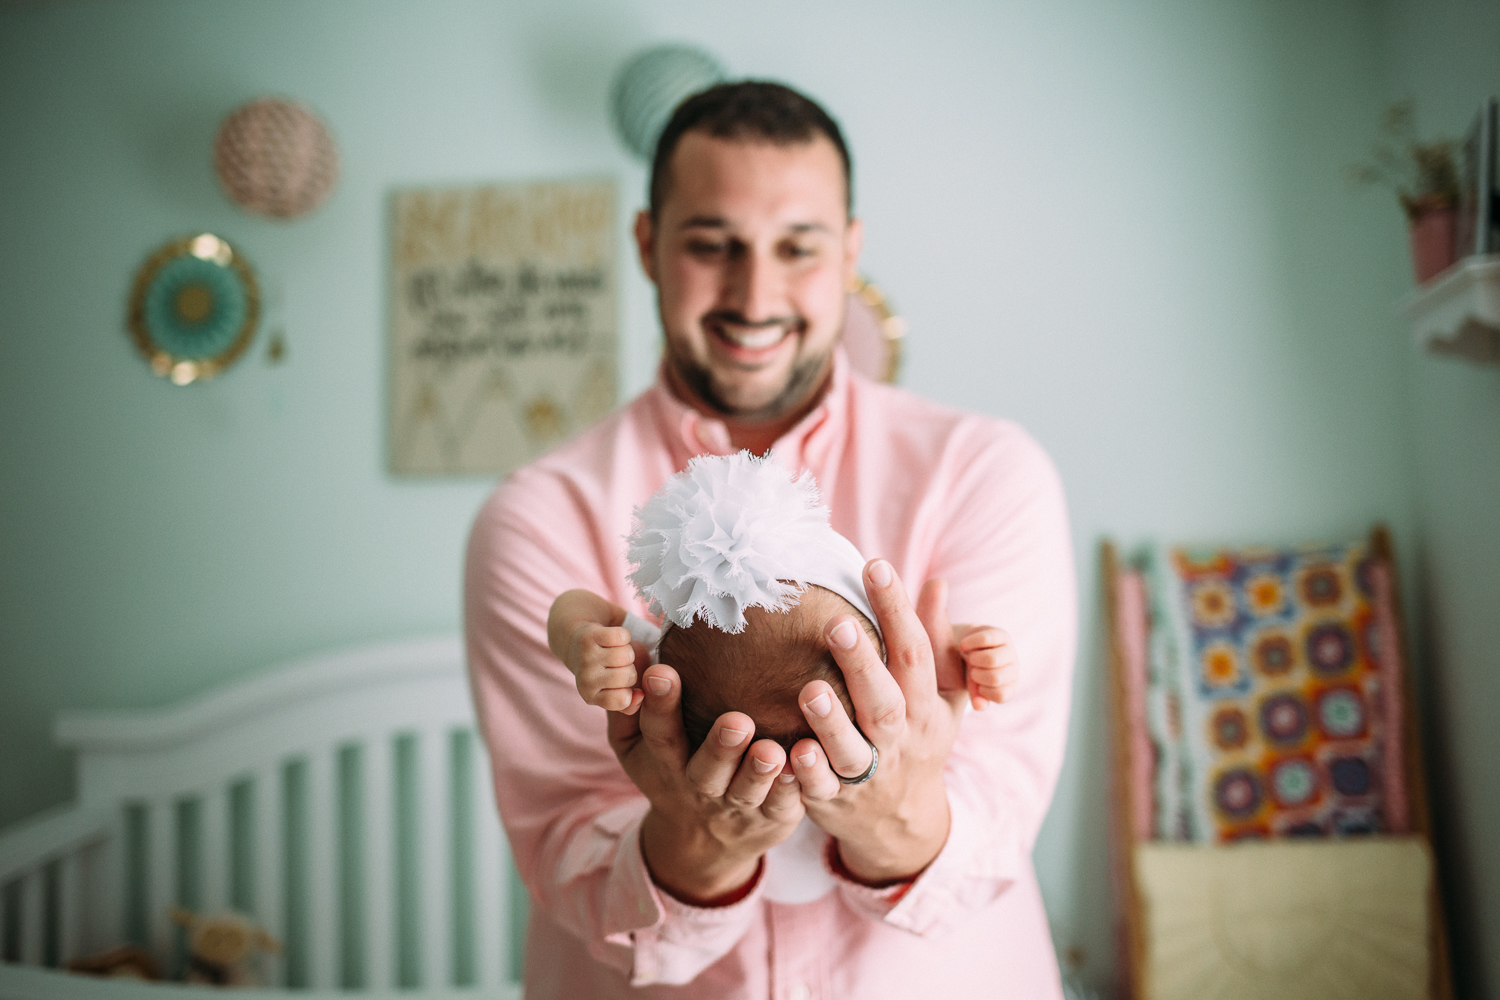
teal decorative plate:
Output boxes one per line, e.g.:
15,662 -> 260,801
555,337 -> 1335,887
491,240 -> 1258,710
128,233 -> 259,384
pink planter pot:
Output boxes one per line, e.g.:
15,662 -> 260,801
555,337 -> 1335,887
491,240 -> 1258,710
1409,207 -> 1458,284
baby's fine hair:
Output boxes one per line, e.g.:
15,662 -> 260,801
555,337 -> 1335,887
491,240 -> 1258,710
660,586 -> 883,752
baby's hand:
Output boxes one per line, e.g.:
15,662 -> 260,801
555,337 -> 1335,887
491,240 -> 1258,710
953,625 -> 1019,711
567,623 -> 646,715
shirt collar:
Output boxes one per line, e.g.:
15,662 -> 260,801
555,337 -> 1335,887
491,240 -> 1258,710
647,347 -> 851,472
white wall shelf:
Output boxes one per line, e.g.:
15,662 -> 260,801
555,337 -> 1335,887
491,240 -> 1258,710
1403,253 -> 1500,366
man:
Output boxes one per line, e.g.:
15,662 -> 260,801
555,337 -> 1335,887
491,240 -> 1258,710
465,82 -> 1075,998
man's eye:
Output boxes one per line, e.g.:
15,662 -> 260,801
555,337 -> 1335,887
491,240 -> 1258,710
687,241 -> 727,256
781,244 -> 818,260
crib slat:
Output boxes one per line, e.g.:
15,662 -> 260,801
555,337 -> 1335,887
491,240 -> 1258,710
19,868 -> 44,965
254,767 -> 285,987
59,851 -> 82,965
147,798 -> 176,966
199,787 -> 228,916
419,728 -> 452,987
364,735 -> 396,990
306,750 -> 338,988
473,746 -> 506,987
91,818 -> 123,957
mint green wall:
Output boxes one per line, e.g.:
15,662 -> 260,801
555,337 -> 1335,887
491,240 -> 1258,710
0,0 -> 1452,990
1382,0 -> 1500,995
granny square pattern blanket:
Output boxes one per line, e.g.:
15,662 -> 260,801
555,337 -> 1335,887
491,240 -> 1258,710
1148,541 -> 1405,842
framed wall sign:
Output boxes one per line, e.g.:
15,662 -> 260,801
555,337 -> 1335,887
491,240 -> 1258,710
388,179 -> 617,476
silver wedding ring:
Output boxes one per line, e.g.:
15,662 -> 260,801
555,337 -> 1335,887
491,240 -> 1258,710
837,742 -> 879,785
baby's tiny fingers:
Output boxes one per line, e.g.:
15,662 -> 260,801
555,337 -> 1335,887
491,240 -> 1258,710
973,678 -> 1018,705
594,687 -> 640,713
579,667 -> 638,702
957,626 -> 1011,652
593,625 -> 636,648
967,660 -> 1018,683
585,644 -> 638,671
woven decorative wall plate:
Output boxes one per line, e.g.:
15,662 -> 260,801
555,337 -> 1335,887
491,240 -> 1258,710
127,233 -> 260,385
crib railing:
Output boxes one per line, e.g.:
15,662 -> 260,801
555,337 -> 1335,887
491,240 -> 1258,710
0,636 -> 524,995
0,804 -> 115,969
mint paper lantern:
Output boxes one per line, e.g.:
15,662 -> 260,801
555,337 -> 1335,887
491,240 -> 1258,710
610,45 -> 726,161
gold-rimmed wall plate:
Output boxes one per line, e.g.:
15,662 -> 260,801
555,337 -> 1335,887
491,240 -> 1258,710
127,233 -> 260,385
843,275 -> 906,383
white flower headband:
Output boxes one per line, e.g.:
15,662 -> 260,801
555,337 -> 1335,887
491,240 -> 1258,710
625,451 -> 878,636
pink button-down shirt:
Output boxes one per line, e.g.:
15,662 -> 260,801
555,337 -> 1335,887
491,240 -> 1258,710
465,351 -> 1076,998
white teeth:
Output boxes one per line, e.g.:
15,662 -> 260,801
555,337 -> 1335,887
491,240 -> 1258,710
722,327 -> 785,350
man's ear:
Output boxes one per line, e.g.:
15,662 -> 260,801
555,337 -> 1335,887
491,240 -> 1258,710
634,209 -> 658,284
842,216 -> 864,287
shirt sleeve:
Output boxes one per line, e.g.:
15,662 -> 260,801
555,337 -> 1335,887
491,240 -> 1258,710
833,421 -> 1077,934
464,471 -> 762,985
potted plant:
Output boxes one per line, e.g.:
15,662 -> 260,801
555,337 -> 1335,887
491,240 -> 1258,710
1346,101 -> 1461,283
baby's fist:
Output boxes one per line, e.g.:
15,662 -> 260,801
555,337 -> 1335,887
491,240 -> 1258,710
571,624 -> 645,714
954,625 -> 1018,710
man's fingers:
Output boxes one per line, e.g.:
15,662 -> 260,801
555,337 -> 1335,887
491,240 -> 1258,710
865,560 -> 941,700
684,711 -> 756,798
916,577 -> 966,696
723,739 -> 787,809
789,738 -> 842,802
799,679 -> 878,779
824,612 -> 906,736
761,764 -> 804,822
635,665 -> 688,770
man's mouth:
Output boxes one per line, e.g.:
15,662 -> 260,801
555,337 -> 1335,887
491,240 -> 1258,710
705,315 -> 801,360
718,325 -> 788,350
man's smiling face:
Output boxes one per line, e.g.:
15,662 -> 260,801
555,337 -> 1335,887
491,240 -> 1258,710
635,131 -> 863,424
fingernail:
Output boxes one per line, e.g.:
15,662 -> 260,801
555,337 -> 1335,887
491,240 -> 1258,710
778,773 -> 797,784
804,692 -> 832,718
752,756 -> 777,774
796,751 -> 817,767
830,621 -> 857,649
718,727 -> 749,747
869,560 -> 893,588
645,675 -> 670,696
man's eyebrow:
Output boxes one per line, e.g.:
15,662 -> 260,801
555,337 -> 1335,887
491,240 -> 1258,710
676,217 -> 834,235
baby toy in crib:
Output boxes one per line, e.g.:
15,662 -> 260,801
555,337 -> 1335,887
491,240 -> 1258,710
170,907 -> 281,986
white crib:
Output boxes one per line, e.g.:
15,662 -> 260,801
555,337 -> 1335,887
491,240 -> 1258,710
0,636 -> 523,999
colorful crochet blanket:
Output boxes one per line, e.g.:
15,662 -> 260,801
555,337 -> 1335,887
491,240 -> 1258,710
1145,541 -> 1408,842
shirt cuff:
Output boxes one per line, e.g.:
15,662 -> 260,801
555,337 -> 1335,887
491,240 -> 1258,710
615,821 -> 766,986
834,785 -> 1025,936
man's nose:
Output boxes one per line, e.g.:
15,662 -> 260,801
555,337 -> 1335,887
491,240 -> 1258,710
722,248 -> 788,324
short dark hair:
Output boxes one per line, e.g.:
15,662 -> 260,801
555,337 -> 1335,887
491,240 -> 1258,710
649,80 -> 853,219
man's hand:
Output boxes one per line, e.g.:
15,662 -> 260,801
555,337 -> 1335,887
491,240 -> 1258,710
608,664 -> 805,904
789,560 -> 968,884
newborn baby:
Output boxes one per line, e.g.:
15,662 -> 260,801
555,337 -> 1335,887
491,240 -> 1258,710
548,450 -> 884,751
550,582 -> 879,752
660,585 -> 878,752
546,452 -> 1012,751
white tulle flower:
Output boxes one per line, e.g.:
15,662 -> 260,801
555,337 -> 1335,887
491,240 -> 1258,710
626,451 -> 873,633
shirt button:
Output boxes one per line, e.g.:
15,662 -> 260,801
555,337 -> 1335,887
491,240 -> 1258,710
790,984 -> 812,1000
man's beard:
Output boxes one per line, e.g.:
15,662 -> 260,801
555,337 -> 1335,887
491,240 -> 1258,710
668,346 -> 833,424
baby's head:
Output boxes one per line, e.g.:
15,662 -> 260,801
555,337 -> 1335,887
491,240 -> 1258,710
661,585 -> 883,752
627,451 -> 884,751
